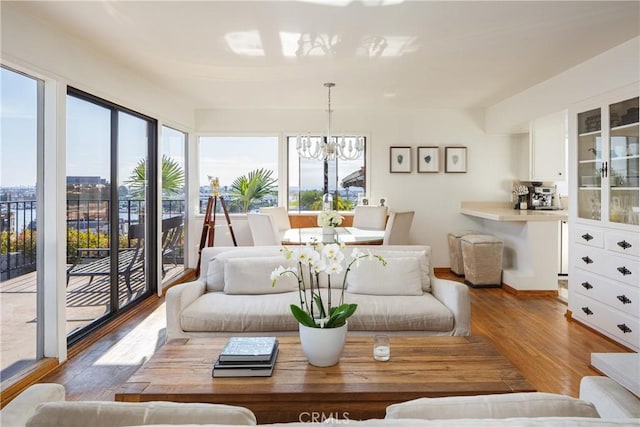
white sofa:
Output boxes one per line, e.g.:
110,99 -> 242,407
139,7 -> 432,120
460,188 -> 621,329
2,377 -> 638,427
166,245 -> 470,340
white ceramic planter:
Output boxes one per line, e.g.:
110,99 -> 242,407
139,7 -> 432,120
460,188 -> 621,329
298,322 -> 348,367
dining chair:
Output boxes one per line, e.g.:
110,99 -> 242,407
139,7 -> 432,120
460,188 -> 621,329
259,206 -> 291,232
382,211 -> 415,245
352,205 -> 388,230
247,213 -> 281,246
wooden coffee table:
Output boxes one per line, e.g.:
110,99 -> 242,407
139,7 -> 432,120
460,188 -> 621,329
115,335 -> 534,423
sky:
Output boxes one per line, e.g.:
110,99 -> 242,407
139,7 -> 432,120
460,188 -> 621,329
1,67 -> 38,188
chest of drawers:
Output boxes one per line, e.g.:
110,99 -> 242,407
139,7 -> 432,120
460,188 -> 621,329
569,225 -> 639,351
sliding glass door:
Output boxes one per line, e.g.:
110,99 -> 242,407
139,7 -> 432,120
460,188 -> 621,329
0,65 -> 44,380
66,88 -> 157,343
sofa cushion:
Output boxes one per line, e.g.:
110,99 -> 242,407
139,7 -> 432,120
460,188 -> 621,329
181,291 -> 301,332
181,290 -> 454,333
206,247 -> 284,292
347,256 -> 423,296
224,256 -> 298,294
25,401 -> 256,427
371,249 -> 431,292
385,392 -> 600,420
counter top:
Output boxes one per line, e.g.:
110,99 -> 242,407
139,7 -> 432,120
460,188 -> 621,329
460,202 -> 568,222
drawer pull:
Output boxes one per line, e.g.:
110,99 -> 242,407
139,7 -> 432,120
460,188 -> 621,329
581,233 -> 594,242
617,240 -> 632,250
581,281 -> 593,290
617,295 -> 632,305
617,324 -> 632,334
581,256 -> 593,265
617,266 -> 632,276
581,307 -> 593,315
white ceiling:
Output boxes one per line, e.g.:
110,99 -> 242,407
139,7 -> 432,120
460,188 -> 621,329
18,1 -> 640,111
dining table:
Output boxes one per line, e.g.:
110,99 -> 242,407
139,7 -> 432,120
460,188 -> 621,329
281,227 -> 384,245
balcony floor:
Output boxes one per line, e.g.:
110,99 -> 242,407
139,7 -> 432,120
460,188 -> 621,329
0,265 -> 182,381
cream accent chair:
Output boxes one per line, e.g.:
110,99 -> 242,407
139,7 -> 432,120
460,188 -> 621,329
383,211 -> 415,245
352,205 -> 388,230
247,213 -> 280,246
259,206 -> 291,233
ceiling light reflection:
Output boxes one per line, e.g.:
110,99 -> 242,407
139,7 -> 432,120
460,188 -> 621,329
280,32 -> 340,57
224,31 -> 265,56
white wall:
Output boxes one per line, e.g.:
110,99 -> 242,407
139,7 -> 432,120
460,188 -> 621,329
0,2 -> 195,129
486,37 -> 640,134
195,107 -> 518,266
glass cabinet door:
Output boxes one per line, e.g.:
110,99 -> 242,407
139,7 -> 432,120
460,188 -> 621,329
608,97 -> 639,226
577,108 -> 603,220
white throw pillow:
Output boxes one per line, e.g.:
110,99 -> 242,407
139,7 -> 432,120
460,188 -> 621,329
223,256 -> 298,295
347,256 -> 423,296
385,392 -> 600,420
205,247 -> 283,292
366,249 -> 431,292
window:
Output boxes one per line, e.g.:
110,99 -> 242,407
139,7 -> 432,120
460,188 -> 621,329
287,136 -> 366,211
0,65 -> 44,380
198,136 -> 278,213
161,126 -> 186,282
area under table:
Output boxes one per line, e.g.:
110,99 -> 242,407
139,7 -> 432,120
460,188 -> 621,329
115,335 -> 535,423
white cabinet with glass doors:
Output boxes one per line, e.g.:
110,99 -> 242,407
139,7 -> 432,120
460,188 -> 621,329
569,89 -> 639,351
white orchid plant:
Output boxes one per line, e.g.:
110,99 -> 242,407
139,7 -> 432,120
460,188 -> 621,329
317,211 -> 344,227
271,242 -> 386,328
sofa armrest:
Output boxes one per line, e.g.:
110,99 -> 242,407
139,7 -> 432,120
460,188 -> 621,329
580,376 -> 640,419
165,280 -> 206,340
430,278 -> 470,336
385,392 -> 599,420
24,401 -> 256,427
1,383 -> 65,427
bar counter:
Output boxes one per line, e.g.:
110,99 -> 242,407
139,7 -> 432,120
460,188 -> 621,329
460,202 -> 567,293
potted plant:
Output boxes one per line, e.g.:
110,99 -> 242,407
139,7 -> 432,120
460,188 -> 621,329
271,242 -> 385,366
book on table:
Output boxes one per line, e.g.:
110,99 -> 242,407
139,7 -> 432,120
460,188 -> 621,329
212,346 -> 279,378
218,336 -> 279,362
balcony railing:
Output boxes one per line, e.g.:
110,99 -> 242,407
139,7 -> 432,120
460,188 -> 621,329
1,199 -> 185,281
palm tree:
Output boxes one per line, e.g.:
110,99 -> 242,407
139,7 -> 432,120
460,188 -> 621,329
228,168 -> 277,212
127,155 -> 185,199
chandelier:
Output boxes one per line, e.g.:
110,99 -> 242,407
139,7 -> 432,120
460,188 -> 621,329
296,83 -> 365,161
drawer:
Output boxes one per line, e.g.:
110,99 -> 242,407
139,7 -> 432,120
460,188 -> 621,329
604,254 -> 640,287
605,231 -> 639,257
575,245 -> 640,286
573,245 -> 606,276
574,226 -> 604,248
572,293 -> 639,351
573,270 -> 639,318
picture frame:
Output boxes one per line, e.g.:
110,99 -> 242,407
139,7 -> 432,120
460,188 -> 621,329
378,196 -> 388,207
389,146 -> 412,173
417,146 -> 439,173
445,146 -> 467,173
357,195 -> 369,206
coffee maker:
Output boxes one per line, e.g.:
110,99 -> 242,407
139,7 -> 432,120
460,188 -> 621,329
528,185 -> 556,209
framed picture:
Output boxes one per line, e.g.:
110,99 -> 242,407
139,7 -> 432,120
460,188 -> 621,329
389,146 -> 412,173
378,196 -> 388,207
417,146 -> 439,173
357,195 -> 369,206
445,146 -> 467,173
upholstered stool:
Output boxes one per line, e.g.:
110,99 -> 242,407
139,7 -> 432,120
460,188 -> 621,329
447,230 -> 478,276
460,234 -> 504,287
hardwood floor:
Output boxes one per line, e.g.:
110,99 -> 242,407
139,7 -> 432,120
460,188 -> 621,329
39,271 -> 630,401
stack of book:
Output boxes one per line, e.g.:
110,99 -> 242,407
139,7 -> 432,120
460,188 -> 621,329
212,336 -> 279,378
